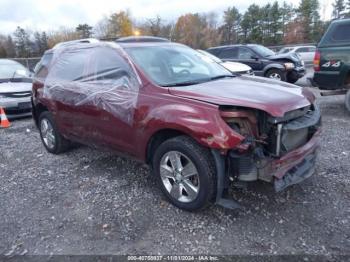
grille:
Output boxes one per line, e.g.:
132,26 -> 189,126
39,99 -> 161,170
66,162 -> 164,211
266,105 -> 321,156
1,91 -> 32,98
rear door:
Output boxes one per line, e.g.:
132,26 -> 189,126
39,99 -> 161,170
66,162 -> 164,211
44,48 -> 94,141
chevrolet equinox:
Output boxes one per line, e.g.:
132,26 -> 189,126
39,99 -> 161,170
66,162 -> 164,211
32,38 -> 321,211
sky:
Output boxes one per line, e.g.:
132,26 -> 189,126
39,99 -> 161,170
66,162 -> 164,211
0,0 -> 333,34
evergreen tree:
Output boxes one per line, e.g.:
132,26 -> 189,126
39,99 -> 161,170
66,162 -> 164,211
332,0 -> 346,18
296,0 -> 321,42
13,27 -> 32,57
220,7 -> 241,44
76,24 -> 93,38
5,36 -> 16,57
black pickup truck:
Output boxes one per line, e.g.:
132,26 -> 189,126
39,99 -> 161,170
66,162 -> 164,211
207,44 -> 305,83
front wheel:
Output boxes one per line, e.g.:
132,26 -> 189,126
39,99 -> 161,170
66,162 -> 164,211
265,69 -> 286,82
152,136 -> 217,211
39,111 -> 71,154
345,90 -> 350,112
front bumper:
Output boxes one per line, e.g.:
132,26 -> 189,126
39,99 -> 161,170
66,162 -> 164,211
289,66 -> 306,79
262,129 -> 321,191
0,97 -> 32,119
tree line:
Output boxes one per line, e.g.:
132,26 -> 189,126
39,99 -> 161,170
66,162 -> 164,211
0,0 -> 349,58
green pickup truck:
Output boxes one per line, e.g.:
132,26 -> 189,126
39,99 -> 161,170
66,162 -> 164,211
313,18 -> 350,112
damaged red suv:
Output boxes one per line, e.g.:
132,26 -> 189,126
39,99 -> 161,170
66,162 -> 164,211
32,38 -> 321,211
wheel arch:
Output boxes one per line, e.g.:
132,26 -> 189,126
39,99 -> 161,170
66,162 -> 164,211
145,128 -> 191,165
32,102 -> 49,127
263,63 -> 285,76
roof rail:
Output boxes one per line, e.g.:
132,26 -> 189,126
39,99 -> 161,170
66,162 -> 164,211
115,36 -> 170,43
53,38 -> 100,49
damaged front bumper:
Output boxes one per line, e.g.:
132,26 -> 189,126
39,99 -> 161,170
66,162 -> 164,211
268,129 -> 321,191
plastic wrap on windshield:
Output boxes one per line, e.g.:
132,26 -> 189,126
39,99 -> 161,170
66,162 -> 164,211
42,42 -> 141,125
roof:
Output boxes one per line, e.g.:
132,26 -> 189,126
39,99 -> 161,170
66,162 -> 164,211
0,59 -> 22,65
115,36 -> 170,43
207,44 -> 263,50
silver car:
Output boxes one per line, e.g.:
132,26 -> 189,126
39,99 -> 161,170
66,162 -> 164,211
0,59 -> 32,119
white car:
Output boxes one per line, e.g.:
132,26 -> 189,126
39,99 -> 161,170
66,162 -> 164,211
197,50 -> 254,75
0,59 -> 32,119
278,46 -> 316,64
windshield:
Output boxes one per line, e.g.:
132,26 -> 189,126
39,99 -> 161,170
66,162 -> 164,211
197,49 -> 222,63
278,47 -> 292,54
125,45 -> 232,86
0,60 -> 30,80
250,45 -> 275,57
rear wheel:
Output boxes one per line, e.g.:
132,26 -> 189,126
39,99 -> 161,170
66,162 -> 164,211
39,111 -> 71,154
266,68 -> 286,82
345,90 -> 350,112
152,136 -> 216,211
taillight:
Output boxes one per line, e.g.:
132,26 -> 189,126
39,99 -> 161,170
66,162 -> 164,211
313,50 -> 321,71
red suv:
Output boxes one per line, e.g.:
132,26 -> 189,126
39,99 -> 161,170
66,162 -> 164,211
32,38 -> 321,211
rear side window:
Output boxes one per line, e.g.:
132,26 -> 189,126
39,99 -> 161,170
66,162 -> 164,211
35,53 -> 53,79
49,49 -> 90,81
218,48 -> 238,59
332,24 -> 350,41
296,47 -> 309,52
319,21 -> 350,47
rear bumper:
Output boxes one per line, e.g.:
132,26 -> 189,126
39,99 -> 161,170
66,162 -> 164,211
313,71 -> 342,90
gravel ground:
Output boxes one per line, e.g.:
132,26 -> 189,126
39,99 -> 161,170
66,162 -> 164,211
0,88 -> 349,257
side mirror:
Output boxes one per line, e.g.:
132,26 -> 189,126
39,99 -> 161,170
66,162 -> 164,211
251,55 -> 259,61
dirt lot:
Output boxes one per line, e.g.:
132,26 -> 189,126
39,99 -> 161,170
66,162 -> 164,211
0,89 -> 349,257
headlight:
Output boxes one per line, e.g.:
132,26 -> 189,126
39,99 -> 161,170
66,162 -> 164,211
284,62 -> 295,70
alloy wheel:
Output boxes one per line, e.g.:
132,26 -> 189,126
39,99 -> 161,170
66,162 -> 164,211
159,151 -> 200,203
40,118 -> 56,149
269,72 -> 282,80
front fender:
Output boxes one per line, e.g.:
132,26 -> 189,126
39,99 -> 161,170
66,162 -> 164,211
139,102 -> 245,153
263,63 -> 286,75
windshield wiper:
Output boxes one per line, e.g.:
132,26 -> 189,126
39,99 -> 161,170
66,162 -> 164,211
162,75 -> 235,87
209,75 -> 235,81
162,80 -> 204,87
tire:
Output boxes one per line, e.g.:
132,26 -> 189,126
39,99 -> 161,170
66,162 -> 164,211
152,136 -> 217,211
265,68 -> 286,82
287,77 -> 298,84
345,90 -> 350,113
286,71 -> 299,84
38,111 -> 71,154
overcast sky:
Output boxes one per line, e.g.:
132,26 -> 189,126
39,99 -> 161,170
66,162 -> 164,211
0,0 -> 333,34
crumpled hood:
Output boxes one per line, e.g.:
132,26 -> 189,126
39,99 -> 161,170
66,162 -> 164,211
168,76 -> 314,117
0,81 -> 32,93
268,52 -> 300,63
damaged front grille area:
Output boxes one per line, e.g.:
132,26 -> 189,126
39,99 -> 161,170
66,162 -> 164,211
265,104 -> 321,157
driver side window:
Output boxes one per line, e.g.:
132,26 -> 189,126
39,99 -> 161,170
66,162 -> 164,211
238,48 -> 255,60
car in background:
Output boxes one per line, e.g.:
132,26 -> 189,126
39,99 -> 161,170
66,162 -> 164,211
0,59 -> 32,119
207,44 -> 305,83
312,18 -> 350,112
32,39 -> 321,211
197,50 -> 254,75
278,45 -> 316,64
